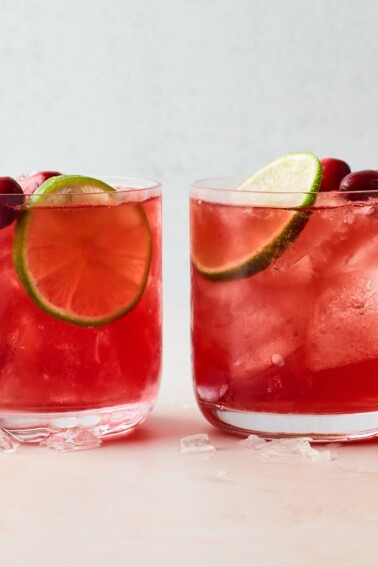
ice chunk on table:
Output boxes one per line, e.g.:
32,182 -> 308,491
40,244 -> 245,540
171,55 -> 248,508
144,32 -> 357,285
238,434 -> 268,450
239,435 -> 332,462
179,434 -> 216,454
40,427 -> 101,452
0,427 -> 20,454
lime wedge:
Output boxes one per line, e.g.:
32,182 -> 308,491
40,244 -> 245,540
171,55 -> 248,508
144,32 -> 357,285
13,175 -> 152,326
191,152 -> 322,280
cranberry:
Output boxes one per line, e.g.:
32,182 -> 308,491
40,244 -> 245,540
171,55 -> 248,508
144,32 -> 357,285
320,158 -> 351,192
339,170 -> 378,201
0,177 -> 24,228
23,170 -> 61,195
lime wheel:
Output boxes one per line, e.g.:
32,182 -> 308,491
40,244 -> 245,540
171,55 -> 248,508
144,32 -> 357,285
13,175 -> 151,326
191,152 -> 322,280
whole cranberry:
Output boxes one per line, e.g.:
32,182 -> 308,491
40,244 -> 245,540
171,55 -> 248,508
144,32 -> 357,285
23,170 -> 61,195
320,158 -> 351,192
0,177 -> 25,229
340,170 -> 378,201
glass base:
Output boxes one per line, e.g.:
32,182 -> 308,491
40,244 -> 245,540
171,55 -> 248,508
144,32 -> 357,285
0,401 -> 153,443
202,405 -> 378,442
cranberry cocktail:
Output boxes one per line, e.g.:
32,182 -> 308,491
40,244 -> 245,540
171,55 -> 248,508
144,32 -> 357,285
191,153 -> 378,441
0,173 -> 161,442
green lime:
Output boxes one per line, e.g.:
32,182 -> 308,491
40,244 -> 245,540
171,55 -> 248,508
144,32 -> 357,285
13,175 -> 152,326
191,152 -> 322,280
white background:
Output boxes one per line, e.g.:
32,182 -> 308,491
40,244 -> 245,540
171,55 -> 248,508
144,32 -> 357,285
0,0 -> 377,390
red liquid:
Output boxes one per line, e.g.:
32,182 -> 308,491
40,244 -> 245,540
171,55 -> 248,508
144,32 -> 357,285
0,194 -> 161,413
191,196 -> 378,418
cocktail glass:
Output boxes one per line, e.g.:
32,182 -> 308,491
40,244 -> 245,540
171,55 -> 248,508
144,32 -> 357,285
191,177 -> 378,441
0,176 -> 161,443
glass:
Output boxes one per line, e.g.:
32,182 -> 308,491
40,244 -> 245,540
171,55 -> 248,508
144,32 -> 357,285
0,176 -> 162,442
190,176 -> 378,442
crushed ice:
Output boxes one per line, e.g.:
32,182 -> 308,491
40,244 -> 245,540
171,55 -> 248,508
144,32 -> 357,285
40,427 -> 102,452
238,434 -> 269,450
239,434 -> 332,462
0,427 -> 20,454
180,434 -> 216,454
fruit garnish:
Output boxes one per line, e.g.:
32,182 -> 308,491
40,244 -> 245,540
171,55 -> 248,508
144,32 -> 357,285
191,152 -> 322,280
319,158 -> 351,192
0,177 -> 24,229
339,170 -> 378,201
13,175 -> 152,327
23,171 -> 62,195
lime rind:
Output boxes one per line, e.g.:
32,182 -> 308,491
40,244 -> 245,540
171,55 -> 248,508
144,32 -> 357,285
192,152 -> 322,281
237,152 -> 322,208
27,175 -> 119,207
194,209 -> 310,281
13,175 -> 152,327
33,174 -> 115,195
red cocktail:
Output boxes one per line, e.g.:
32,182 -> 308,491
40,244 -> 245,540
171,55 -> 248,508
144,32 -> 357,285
191,154 -> 378,441
0,174 -> 161,442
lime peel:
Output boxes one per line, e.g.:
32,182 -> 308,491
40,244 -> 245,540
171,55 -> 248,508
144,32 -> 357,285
191,152 -> 322,281
13,175 -> 152,327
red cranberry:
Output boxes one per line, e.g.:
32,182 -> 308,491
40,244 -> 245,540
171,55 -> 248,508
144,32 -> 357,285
339,170 -> 378,201
320,158 -> 351,192
0,177 -> 24,228
23,170 -> 61,195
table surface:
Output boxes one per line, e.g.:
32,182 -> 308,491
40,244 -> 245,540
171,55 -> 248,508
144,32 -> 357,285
2,312 -> 378,567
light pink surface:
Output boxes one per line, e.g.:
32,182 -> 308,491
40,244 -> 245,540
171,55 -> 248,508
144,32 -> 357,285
1,395 -> 378,567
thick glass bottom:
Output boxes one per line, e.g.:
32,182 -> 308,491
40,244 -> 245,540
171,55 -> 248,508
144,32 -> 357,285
0,401 -> 154,443
200,403 -> 378,442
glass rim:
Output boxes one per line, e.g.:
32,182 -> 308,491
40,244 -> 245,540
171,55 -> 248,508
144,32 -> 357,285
190,175 -> 378,207
0,175 -> 162,198
93,175 -> 162,192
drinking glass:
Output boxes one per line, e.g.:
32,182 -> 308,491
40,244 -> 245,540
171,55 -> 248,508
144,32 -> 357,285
191,177 -> 378,441
0,176 -> 161,442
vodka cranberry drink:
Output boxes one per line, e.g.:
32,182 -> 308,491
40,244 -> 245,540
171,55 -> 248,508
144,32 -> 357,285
0,173 -> 161,442
191,153 -> 378,441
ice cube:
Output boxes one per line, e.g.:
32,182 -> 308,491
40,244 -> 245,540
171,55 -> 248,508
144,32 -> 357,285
226,279 -> 310,378
40,427 -> 101,452
344,232 -> 378,273
274,202 -> 374,278
193,256 -> 314,385
239,435 -> 332,462
179,434 -> 216,454
238,434 -> 268,449
0,427 -> 20,454
307,270 -> 378,370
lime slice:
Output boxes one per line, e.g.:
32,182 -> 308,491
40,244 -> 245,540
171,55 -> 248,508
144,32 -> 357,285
191,152 -> 322,280
13,175 -> 152,326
